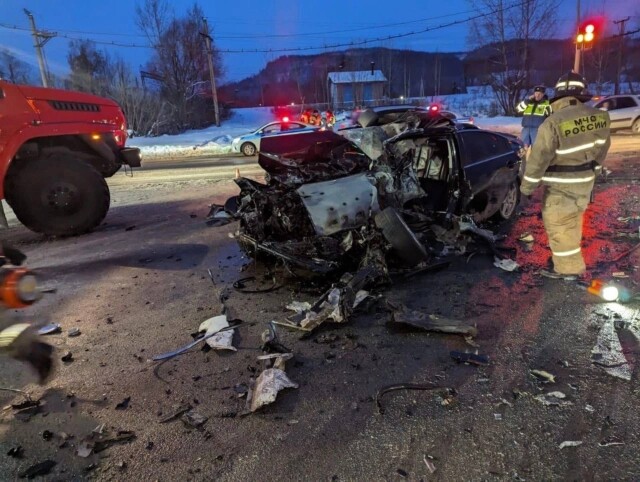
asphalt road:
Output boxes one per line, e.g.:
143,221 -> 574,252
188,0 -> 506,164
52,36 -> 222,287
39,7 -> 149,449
0,137 -> 640,481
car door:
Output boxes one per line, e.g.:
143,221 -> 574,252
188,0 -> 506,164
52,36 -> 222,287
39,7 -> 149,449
596,96 -> 638,130
457,130 -> 518,195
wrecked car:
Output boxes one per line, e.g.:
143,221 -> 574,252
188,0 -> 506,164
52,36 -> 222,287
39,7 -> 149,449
211,111 -> 524,275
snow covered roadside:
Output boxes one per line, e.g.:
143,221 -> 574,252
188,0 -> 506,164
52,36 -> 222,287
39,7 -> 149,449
133,107 -> 275,160
133,105 -> 524,160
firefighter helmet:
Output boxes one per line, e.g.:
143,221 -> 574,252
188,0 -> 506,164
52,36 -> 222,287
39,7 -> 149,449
552,71 -> 591,102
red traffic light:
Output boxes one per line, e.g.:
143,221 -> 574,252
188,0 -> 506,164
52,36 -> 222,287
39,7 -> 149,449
577,21 -> 598,44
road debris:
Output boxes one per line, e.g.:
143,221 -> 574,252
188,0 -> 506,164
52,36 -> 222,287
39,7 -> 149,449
519,233 -> 534,243
159,404 -> 192,423
115,397 -> 131,410
375,383 -> 450,414
599,436 -> 624,447
198,315 -> 236,351
68,328 -> 81,337
247,354 -> 298,412
531,369 -> 556,383
423,454 -> 436,474
12,399 -> 42,422
77,430 -> 136,458
450,351 -> 489,366
18,460 -> 56,479
7,445 -> 24,458
285,301 -> 312,314
182,409 -> 209,428
558,440 -> 583,449
493,256 -> 519,272
37,323 -> 61,335
61,351 -> 74,363
535,391 -> 572,407
390,305 -> 478,337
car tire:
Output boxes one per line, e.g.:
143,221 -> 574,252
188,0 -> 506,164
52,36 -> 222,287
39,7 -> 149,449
632,118 -> 640,135
241,142 -> 257,156
374,207 -> 428,266
8,157 -> 110,236
495,180 -> 520,221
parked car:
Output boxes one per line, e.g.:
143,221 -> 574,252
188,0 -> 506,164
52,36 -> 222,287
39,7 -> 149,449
231,121 -> 320,156
592,95 -> 640,133
212,112 -> 523,275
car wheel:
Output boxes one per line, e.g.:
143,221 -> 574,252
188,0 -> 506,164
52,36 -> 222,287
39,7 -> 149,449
8,157 -> 110,236
632,118 -> 640,134
374,207 -> 428,266
241,142 -> 257,156
495,180 -> 520,221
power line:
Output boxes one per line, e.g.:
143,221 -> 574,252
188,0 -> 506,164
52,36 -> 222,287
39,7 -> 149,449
0,0 -> 533,54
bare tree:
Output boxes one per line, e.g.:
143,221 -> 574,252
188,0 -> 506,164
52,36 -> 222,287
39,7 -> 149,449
0,50 -> 33,84
467,0 -> 559,115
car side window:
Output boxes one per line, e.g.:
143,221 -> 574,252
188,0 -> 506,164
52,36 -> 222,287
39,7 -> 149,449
460,132 -> 511,166
263,124 -> 280,134
613,97 -> 636,109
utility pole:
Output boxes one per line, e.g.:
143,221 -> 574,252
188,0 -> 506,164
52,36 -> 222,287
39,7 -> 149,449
201,17 -> 220,127
24,9 -> 56,87
613,17 -> 630,95
573,0 -> 581,73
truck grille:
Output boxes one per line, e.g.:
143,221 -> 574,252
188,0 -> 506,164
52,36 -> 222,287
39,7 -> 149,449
48,101 -> 101,112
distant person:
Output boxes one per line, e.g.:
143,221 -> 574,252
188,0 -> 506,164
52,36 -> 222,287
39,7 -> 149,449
516,85 -> 551,157
300,109 -> 311,124
600,100 -> 613,111
309,110 -> 321,126
325,110 -> 335,128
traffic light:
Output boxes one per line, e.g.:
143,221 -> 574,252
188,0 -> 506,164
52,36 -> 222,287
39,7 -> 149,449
576,22 -> 596,49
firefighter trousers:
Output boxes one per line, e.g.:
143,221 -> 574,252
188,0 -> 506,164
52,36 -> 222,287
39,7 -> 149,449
541,181 -> 594,275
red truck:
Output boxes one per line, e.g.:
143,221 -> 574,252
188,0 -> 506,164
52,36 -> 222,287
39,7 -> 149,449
0,80 -> 141,236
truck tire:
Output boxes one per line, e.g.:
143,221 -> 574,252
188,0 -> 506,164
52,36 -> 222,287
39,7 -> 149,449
9,157 -> 110,236
374,207 -> 428,266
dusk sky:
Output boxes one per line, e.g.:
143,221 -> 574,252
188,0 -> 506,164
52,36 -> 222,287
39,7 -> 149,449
0,0 -> 636,84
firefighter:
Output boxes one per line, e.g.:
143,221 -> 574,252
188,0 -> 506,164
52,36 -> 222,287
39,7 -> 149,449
300,109 -> 311,124
309,109 -> 321,126
516,85 -> 551,156
520,71 -> 611,279
325,110 -> 335,128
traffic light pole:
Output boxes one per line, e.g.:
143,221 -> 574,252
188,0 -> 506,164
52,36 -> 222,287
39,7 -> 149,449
573,46 -> 582,74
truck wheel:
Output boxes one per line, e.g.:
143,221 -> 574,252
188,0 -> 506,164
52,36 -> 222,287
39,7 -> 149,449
9,157 -> 110,236
241,142 -> 257,156
374,207 -> 428,266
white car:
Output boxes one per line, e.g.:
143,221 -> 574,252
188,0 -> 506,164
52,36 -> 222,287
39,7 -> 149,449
231,121 -> 320,156
593,95 -> 640,133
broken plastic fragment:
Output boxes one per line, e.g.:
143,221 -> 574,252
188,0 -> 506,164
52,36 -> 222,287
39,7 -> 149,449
391,306 -> 477,337
535,391 -> 572,407
285,301 -> 312,314
198,315 -> 236,351
518,233 -> 534,243
591,318 -> 632,381
493,257 -> 519,272
531,369 -> 556,383
559,440 -> 583,449
182,410 -> 208,428
249,368 -> 298,412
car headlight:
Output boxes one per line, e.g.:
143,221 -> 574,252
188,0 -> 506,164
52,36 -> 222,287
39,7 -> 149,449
0,268 -> 41,308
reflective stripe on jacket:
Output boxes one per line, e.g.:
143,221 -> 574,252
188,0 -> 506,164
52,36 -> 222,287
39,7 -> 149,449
520,96 -> 611,196
517,97 -> 552,128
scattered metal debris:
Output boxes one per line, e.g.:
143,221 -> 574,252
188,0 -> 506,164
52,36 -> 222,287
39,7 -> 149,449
390,305 -> 478,337
519,233 -> 534,243
531,369 -> 556,383
493,256 -> 519,272
37,323 -> 61,335
285,301 -> 312,314
18,460 -> 56,479
198,315 -> 236,351
558,440 -> 583,449
599,437 -> 624,447
450,351 -> 489,366
247,354 -> 298,412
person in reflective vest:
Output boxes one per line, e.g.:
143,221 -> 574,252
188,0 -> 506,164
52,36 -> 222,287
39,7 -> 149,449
516,85 -> 551,155
520,71 -> 611,278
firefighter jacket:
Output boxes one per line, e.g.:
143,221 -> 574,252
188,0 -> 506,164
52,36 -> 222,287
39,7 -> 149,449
517,96 -> 552,128
520,96 -> 611,196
